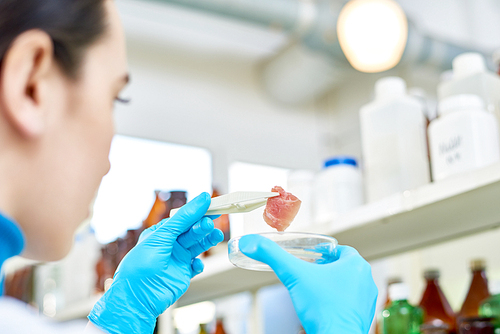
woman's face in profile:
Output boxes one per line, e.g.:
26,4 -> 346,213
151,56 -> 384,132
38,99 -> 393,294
19,0 -> 129,260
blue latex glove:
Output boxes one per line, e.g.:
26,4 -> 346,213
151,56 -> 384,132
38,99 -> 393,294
88,192 -> 224,334
239,235 -> 378,334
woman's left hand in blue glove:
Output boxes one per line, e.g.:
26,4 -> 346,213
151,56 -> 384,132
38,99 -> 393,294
88,192 -> 224,334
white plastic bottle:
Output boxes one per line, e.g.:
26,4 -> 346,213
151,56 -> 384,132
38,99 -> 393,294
313,156 -> 363,224
360,77 -> 430,203
438,53 -> 500,136
286,170 -> 314,231
428,94 -> 500,181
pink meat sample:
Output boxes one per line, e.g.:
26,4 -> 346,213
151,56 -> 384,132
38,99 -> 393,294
263,186 -> 301,232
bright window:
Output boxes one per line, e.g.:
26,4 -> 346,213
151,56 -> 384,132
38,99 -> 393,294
91,135 -> 212,244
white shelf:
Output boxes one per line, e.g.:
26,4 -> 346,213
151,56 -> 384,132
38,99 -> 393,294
180,163 -> 500,306
315,162 -> 500,260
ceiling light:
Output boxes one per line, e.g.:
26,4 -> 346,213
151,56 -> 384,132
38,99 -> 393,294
337,0 -> 408,73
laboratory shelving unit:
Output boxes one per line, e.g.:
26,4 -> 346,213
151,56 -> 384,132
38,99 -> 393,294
53,163 -> 500,327
178,162 -> 500,307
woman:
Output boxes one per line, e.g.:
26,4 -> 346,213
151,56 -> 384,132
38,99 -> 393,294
0,1 -> 377,333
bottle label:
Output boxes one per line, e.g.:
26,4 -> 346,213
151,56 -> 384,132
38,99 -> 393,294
438,135 -> 463,165
430,121 -> 477,180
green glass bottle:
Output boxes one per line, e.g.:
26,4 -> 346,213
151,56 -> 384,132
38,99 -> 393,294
479,280 -> 500,333
383,283 -> 424,334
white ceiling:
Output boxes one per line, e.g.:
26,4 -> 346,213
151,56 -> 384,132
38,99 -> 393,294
117,0 -> 290,62
118,0 -> 500,58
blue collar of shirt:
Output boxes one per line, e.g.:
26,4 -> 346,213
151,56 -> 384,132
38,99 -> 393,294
0,211 -> 25,295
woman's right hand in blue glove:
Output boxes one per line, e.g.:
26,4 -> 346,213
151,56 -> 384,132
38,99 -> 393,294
88,192 -> 224,334
239,235 -> 378,334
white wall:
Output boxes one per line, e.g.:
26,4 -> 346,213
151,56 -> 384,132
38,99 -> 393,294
114,40 -> 327,191
115,0 -> 332,192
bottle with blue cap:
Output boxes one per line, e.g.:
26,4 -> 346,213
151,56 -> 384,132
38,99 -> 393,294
313,156 -> 363,225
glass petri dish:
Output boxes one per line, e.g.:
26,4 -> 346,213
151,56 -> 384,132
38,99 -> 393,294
228,232 -> 338,271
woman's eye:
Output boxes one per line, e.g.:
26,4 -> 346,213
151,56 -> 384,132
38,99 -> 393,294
114,97 -> 131,104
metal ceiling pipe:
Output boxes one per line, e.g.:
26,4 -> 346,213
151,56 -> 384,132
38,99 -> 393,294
156,0 -> 349,105
401,23 -> 473,69
154,0 -> 472,104
155,0 -> 317,34
259,42 -> 344,105
157,0 -> 470,69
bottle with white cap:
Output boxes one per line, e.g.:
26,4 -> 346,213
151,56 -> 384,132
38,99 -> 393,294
479,279 -> 500,330
383,283 -> 424,334
438,52 -> 500,141
360,76 -> 430,203
428,94 -> 500,181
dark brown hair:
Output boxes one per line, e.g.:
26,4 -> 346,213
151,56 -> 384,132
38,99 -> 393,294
0,0 -> 107,78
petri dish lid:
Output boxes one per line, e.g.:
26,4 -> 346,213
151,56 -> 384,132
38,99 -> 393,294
228,232 -> 338,271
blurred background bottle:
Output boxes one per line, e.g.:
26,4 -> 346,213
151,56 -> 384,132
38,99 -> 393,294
198,323 -> 208,334
479,280 -> 500,333
213,318 -> 227,334
458,317 -> 495,334
382,282 -> 423,334
376,277 -> 403,334
313,157 -> 363,225
143,190 -> 167,229
286,170 -> 314,231
458,259 -> 490,327
161,190 -> 187,220
420,323 -> 450,334
211,188 -> 230,242
437,52 -> 500,139
360,76 -> 430,203
419,269 -> 456,333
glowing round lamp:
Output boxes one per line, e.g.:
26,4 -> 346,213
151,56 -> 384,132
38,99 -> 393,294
337,0 -> 408,73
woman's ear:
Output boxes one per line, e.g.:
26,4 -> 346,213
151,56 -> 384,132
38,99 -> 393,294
0,29 -> 56,138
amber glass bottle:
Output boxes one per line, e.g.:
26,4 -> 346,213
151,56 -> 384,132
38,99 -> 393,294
420,323 -> 450,334
203,188 -> 230,257
419,269 -> 456,333
214,318 -> 227,334
143,190 -> 167,229
211,188 -> 230,241
160,191 -> 187,220
457,260 -> 490,327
